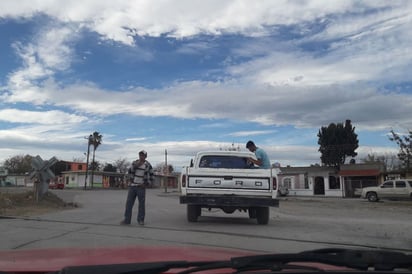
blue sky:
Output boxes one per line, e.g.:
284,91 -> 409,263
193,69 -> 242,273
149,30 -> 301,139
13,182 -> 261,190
0,1 -> 411,169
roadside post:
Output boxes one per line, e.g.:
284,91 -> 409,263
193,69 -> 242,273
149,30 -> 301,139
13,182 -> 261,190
30,156 -> 58,201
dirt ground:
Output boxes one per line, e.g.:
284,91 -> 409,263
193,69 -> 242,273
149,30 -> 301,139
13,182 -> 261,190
0,189 -> 73,216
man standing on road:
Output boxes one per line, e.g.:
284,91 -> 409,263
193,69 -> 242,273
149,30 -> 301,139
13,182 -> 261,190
121,150 -> 154,225
246,140 -> 271,169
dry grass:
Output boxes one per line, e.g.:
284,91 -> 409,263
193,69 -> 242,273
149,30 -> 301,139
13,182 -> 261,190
0,190 -> 71,216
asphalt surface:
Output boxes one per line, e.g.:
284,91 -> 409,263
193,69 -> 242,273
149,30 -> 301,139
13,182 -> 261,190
1,188 -> 411,253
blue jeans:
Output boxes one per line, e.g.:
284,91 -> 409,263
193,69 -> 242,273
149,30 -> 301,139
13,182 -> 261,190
124,186 -> 146,224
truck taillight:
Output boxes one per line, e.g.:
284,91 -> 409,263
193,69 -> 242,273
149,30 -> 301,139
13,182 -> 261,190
181,174 -> 186,187
272,177 -> 277,190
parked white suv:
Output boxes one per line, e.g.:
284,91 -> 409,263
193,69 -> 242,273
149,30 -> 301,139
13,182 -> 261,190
361,179 -> 412,202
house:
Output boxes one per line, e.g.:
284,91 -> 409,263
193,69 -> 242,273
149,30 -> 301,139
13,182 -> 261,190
51,160 -> 87,174
278,163 -> 386,198
0,166 -> 8,186
0,167 -> 29,187
61,170 -> 125,188
154,173 -> 179,189
4,174 -> 30,186
279,166 -> 342,197
52,161 -> 90,187
338,163 -> 385,197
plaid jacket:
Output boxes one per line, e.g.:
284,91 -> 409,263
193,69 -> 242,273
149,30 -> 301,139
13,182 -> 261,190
128,160 -> 154,185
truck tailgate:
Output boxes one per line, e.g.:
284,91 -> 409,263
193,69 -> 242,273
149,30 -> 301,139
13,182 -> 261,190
187,169 -> 271,190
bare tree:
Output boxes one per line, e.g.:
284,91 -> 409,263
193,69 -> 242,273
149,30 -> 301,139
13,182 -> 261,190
388,129 -> 412,172
154,162 -> 174,174
114,158 -> 131,174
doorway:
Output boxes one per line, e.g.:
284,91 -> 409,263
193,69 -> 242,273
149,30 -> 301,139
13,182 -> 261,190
314,176 -> 325,195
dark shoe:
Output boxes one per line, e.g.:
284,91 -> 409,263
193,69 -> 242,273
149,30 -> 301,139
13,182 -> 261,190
120,220 -> 130,225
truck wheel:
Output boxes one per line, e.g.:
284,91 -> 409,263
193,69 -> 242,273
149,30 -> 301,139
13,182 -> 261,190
367,192 -> 379,202
187,205 -> 201,222
256,207 -> 269,225
248,207 -> 257,219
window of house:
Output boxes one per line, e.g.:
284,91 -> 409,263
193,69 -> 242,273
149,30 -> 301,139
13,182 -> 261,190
395,181 -> 406,188
282,178 -> 292,189
78,164 -> 83,170
329,176 -> 340,189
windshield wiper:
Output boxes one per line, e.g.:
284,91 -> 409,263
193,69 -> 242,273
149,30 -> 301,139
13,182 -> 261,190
228,248 -> 412,273
55,248 -> 412,274
180,248 -> 412,274
56,260 -> 230,274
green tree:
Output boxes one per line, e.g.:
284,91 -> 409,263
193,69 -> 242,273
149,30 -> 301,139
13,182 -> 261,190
51,160 -> 70,176
317,120 -> 359,167
103,163 -> 117,172
388,129 -> 412,171
3,155 -> 33,174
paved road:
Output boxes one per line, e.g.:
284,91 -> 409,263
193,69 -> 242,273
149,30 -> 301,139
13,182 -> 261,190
1,188 -> 411,253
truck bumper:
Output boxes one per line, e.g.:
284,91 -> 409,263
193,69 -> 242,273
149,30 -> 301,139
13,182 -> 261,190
180,194 -> 279,207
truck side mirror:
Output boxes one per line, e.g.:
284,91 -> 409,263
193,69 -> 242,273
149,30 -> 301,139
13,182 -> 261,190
190,159 -> 194,167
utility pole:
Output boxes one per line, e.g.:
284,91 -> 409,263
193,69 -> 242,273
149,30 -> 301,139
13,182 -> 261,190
164,149 -> 168,193
84,135 -> 92,190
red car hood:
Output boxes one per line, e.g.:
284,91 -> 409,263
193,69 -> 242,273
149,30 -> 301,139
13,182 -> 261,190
0,245 -> 253,273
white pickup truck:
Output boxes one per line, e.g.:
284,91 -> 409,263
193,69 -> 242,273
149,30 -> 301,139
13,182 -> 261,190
179,150 -> 279,224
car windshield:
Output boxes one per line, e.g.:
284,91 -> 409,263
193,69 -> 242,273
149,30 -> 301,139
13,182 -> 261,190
1,1 -> 412,273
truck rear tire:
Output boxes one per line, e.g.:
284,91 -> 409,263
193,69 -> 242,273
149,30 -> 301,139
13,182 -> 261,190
256,207 -> 269,225
187,205 -> 201,222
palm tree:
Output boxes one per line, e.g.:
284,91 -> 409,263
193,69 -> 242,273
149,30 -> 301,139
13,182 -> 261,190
90,131 -> 102,188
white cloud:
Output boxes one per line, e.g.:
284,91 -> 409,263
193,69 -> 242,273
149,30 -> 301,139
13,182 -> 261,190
125,137 -> 147,142
228,130 -> 277,137
5,25 -> 77,105
1,1 -> 409,44
6,77 -> 411,132
0,0 -> 410,166
0,108 -> 87,124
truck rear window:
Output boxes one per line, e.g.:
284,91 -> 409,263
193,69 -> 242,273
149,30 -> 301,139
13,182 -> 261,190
199,155 -> 253,169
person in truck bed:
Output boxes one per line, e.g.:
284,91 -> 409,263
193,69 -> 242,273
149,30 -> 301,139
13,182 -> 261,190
246,140 -> 271,169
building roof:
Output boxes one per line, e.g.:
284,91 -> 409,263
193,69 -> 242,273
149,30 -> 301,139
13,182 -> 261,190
279,166 -> 337,175
338,169 -> 381,176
